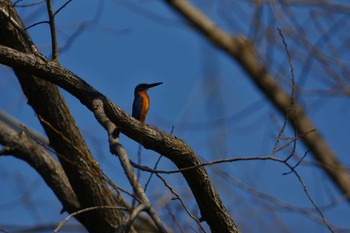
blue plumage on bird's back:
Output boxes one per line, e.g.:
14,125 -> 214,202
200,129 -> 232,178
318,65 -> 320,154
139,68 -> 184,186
132,82 -> 162,123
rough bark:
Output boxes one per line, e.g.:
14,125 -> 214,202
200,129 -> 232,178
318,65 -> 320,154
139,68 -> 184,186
0,1 -> 129,232
0,45 -> 240,233
0,121 -> 80,213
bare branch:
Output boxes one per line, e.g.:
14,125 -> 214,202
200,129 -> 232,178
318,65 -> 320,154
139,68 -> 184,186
45,0 -> 58,61
0,44 -> 239,233
276,28 -> 297,162
283,150 -> 309,175
93,98 -> 168,233
0,111 -> 49,146
54,206 -> 127,233
0,2 -> 128,231
115,204 -> 148,233
133,153 -> 334,232
214,167 -> 344,231
162,0 -> 350,200
290,165 -> 334,232
54,0 -> 72,16
0,120 -> 81,214
156,173 -> 205,232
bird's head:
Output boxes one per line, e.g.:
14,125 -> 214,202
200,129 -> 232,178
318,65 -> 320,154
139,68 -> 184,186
134,82 -> 163,95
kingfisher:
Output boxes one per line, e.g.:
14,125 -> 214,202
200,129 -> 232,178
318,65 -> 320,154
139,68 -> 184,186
132,82 -> 162,123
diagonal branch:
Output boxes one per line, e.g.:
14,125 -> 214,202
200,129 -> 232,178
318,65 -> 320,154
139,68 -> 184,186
0,2 -> 129,232
0,120 -> 81,214
93,98 -> 168,232
0,44 -> 239,233
163,0 -> 350,199
0,111 -> 49,146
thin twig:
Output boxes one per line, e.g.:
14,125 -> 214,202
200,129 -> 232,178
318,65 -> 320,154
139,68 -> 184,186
132,152 -> 334,232
131,143 -> 143,210
273,129 -> 316,154
25,20 -> 49,30
130,155 -> 288,174
144,154 -> 162,191
13,0 -> 44,8
136,144 -> 142,188
214,167 -> 343,231
54,206 -> 127,233
283,150 -> 309,175
156,173 -> 206,232
288,166 -> 334,232
143,126 -> 175,191
277,28 -> 297,162
46,0 -> 58,61
54,0 -> 72,16
113,142 -> 168,233
115,204 -> 148,233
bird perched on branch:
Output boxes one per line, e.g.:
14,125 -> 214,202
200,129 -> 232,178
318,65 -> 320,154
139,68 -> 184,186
132,82 -> 162,123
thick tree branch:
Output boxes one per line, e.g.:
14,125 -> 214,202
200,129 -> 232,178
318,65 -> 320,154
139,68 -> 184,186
0,2 -> 129,232
0,120 -> 81,214
0,111 -> 49,146
0,44 -> 239,233
93,98 -> 168,232
163,0 -> 350,199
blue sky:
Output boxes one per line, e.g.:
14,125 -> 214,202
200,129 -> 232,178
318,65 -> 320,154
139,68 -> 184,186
1,1 -> 350,232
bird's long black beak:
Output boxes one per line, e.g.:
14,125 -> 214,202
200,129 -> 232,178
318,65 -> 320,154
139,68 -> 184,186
147,82 -> 163,88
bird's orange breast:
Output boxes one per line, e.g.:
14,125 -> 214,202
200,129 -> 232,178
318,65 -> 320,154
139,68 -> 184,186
139,92 -> 150,123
